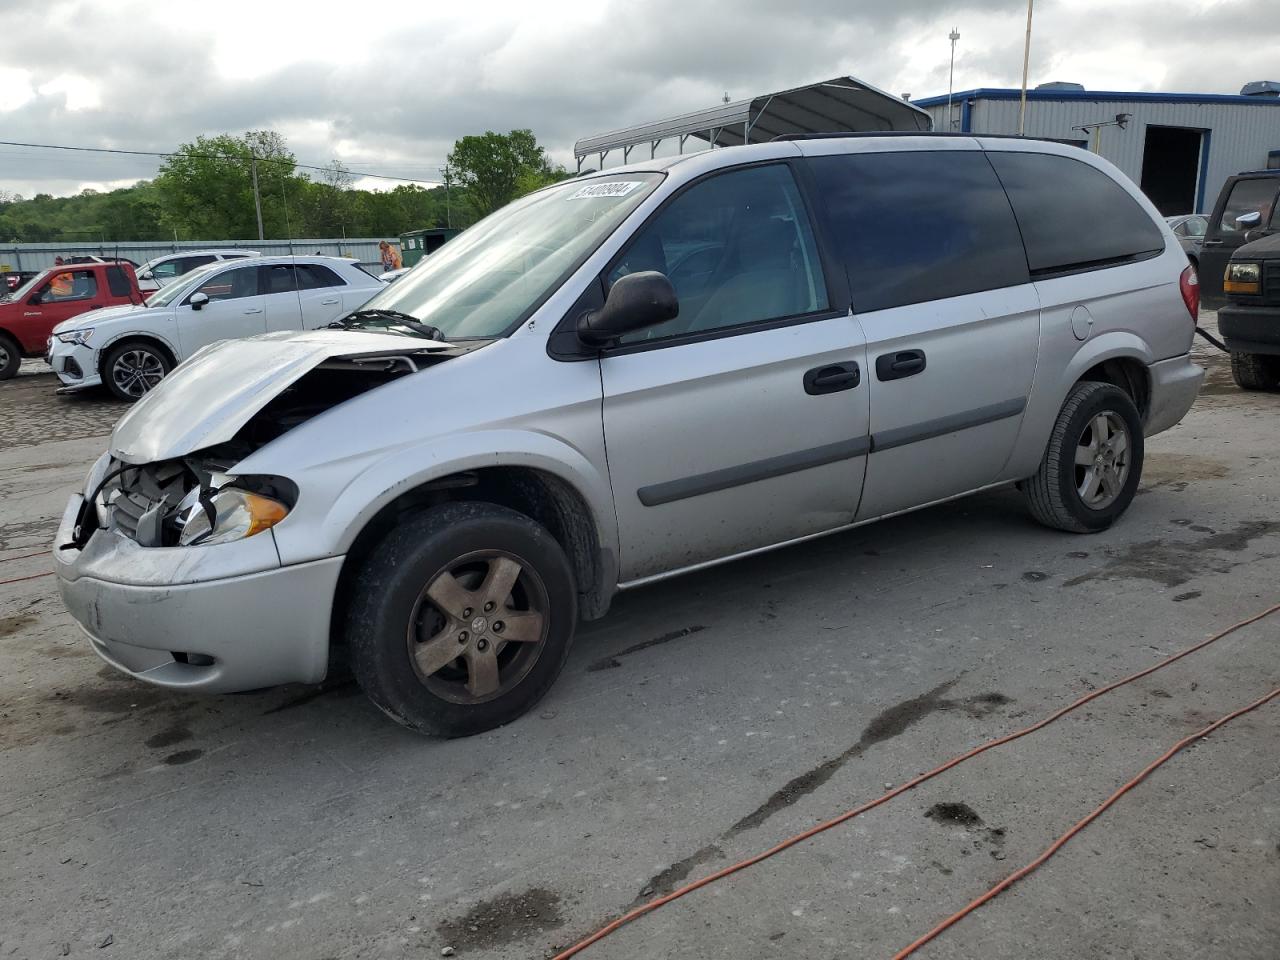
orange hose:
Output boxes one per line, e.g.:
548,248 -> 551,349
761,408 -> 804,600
0,550 -> 48,564
0,570 -> 53,586
890,684 -> 1280,959
551,600 -> 1280,960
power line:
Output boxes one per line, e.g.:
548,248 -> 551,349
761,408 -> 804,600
0,139 -> 443,185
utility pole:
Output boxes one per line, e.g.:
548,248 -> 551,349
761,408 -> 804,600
250,156 -> 265,241
1018,0 -> 1035,135
947,27 -> 960,131
441,164 -> 453,229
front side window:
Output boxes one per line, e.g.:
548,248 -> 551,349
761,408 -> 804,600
38,269 -> 97,303
988,151 -> 1165,275
607,163 -> 827,343
187,266 -> 258,304
1218,178 -> 1280,233
356,173 -> 663,338
151,260 -> 183,280
809,150 -> 1028,313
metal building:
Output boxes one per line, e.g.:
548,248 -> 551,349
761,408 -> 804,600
911,83 -> 1280,216
573,76 -> 931,172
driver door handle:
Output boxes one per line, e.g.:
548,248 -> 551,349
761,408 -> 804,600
243,306 -> 264,315
1202,239 -> 1224,247
803,362 -> 860,395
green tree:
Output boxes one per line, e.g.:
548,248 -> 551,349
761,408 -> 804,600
445,129 -> 565,218
153,130 -> 297,240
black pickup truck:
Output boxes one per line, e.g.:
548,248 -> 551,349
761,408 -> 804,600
1198,169 -> 1280,307
1219,230 -> 1280,389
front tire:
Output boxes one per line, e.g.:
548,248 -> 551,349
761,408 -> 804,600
1230,351 -> 1280,391
347,502 -> 577,737
103,340 -> 172,401
0,332 -> 21,381
1023,381 -> 1144,533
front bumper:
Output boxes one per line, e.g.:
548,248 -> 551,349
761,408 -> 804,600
1218,303 -> 1280,355
1145,353 -> 1205,437
54,495 -> 345,692
47,340 -> 103,390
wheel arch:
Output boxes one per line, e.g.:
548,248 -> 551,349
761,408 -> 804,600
97,332 -> 179,379
326,462 -> 617,668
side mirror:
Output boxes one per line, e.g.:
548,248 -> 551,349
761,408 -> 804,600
577,271 -> 678,346
189,291 -> 209,311
139,270 -> 153,281
1236,211 -> 1263,228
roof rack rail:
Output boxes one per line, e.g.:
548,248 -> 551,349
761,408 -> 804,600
770,131 -> 1044,143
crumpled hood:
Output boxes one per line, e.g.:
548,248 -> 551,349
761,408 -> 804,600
110,328 -> 453,464
52,303 -> 148,333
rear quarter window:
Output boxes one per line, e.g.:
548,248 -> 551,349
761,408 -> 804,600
808,150 -> 1029,313
105,265 -> 132,298
987,151 -> 1165,276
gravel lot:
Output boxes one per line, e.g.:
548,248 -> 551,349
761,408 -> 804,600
1,319 -> 1277,960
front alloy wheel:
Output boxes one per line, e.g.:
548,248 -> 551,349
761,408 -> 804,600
408,551 -> 549,703
104,342 -> 171,401
348,502 -> 577,737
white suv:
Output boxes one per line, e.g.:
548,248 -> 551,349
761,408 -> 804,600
55,136 -> 1203,736
135,250 -> 260,295
48,255 -> 383,400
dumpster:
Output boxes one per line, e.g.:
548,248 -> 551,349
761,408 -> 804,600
399,228 -> 460,267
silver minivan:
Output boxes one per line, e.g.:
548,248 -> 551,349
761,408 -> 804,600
54,135 -> 1204,736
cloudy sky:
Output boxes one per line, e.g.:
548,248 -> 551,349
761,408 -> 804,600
0,0 -> 1269,198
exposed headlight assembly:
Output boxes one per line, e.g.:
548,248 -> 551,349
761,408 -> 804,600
55,328 -> 94,346
178,488 -> 289,546
1224,262 -> 1261,295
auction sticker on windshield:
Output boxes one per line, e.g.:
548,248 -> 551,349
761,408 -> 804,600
567,181 -> 645,200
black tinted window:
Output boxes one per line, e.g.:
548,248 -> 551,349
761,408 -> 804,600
296,264 -> 344,289
809,151 -> 1028,313
1217,177 -> 1280,234
263,264 -> 299,294
105,265 -> 131,297
988,151 -> 1164,275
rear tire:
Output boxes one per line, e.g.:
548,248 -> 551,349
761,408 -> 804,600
103,340 -> 172,401
1230,351 -> 1280,391
347,502 -> 577,737
1023,381 -> 1144,533
0,332 -> 21,381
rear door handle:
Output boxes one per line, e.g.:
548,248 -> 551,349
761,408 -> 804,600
320,297 -> 339,305
876,349 -> 927,381
803,362 -> 860,395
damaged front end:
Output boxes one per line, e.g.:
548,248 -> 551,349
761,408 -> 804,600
69,329 -> 479,552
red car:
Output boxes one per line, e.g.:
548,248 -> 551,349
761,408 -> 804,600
0,262 -> 145,380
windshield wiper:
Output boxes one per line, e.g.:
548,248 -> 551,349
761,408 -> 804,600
336,308 -> 446,341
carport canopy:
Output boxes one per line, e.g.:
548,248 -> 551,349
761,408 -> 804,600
573,76 -> 933,170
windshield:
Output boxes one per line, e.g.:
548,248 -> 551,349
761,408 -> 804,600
353,173 -> 664,338
8,269 -> 51,302
147,262 -> 221,307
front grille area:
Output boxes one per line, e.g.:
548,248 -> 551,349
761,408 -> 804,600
1264,261 -> 1280,306
103,460 -> 192,546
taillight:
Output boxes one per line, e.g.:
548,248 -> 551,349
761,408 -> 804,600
1179,264 -> 1199,322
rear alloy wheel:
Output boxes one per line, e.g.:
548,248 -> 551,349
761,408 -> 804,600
0,333 -> 20,381
1230,351 -> 1280,391
104,341 -> 171,401
347,502 -> 577,736
1023,381 -> 1144,533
